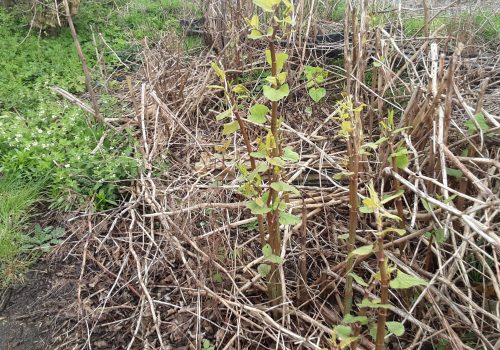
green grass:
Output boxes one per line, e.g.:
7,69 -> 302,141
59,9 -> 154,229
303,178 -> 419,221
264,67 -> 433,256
0,1 -> 184,210
0,175 -> 41,286
402,12 -> 499,44
0,7 -> 139,210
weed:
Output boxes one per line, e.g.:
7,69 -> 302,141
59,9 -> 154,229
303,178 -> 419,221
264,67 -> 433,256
201,339 -> 215,350
0,5 -> 139,210
0,174 -> 41,286
21,224 -> 65,254
211,0 -> 303,311
329,1 -> 346,22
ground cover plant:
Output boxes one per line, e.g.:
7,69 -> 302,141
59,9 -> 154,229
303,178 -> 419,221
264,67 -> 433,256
0,174 -> 48,287
0,0 -> 185,287
1,0 -> 499,349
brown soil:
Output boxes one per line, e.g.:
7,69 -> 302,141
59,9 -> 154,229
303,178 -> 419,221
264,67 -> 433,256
0,259 -> 77,350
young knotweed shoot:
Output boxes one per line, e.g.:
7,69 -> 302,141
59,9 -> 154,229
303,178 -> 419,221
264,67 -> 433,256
212,0 -> 299,310
333,96 -> 364,316
335,182 -> 427,350
304,65 -> 328,103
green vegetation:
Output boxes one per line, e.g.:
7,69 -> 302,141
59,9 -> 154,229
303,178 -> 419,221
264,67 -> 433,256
403,12 -> 499,43
328,1 -> 346,22
0,0 -> 193,283
0,175 -> 41,286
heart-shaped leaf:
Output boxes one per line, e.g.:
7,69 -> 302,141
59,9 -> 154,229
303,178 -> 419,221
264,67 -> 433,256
263,84 -> 289,101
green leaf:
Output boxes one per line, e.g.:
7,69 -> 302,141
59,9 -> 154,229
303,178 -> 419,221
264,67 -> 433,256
266,51 -> 289,73
363,197 -> 379,210
267,254 -> 283,264
250,151 -> 267,159
390,147 -> 409,169
386,321 -> 405,336
334,325 -> 352,339
266,156 -> 286,167
262,243 -> 273,257
305,106 -> 312,114
369,323 -> 378,340
211,61 -> 225,80
276,72 -> 288,84
343,314 -> 369,325
381,211 -> 402,222
338,233 -> 349,240
379,227 -> 406,237
223,120 -> 240,135
282,146 -> 299,162
446,167 -> 463,179
271,181 -> 299,195
255,162 -> 269,174
465,113 -> 489,135
233,84 -> 249,94
263,84 -> 290,101
275,52 -> 288,73
390,270 -> 427,289
359,206 -> 374,214
279,211 -> 301,225
304,65 -> 327,83
421,198 -> 435,212
349,272 -> 369,287
213,272 -> 223,283
357,298 -> 391,309
248,14 -> 259,28
253,0 -> 281,12
341,120 -> 353,134
381,189 -> 405,204
248,29 -> 263,39
258,263 -> 271,277
246,199 -> 272,215
308,87 -> 326,102
248,104 -> 269,124
339,337 -> 359,349
425,228 -> 446,244
333,171 -> 353,180
216,108 -> 233,121
362,142 -> 379,151
349,244 -> 374,257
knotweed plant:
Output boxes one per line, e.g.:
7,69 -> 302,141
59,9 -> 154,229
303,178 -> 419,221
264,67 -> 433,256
211,0 -> 299,309
332,182 -> 427,350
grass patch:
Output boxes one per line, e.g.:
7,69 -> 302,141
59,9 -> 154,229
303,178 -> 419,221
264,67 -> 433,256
0,175 -> 42,287
0,2 -> 157,210
402,17 -> 447,36
402,12 -> 499,44
0,0 -> 203,212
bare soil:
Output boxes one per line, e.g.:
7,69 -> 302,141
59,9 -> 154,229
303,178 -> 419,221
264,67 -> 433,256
0,260 -> 76,350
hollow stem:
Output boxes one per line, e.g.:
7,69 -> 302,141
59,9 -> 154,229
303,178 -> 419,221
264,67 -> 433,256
343,108 -> 361,315
228,94 -> 266,245
375,211 -> 389,350
266,25 -> 283,309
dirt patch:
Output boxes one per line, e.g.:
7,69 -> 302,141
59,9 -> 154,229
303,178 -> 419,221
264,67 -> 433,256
0,259 -> 77,350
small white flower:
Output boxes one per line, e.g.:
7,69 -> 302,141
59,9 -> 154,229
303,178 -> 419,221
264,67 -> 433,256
65,164 -> 70,168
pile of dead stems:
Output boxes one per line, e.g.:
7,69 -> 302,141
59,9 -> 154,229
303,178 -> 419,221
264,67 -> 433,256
57,1 -> 499,349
